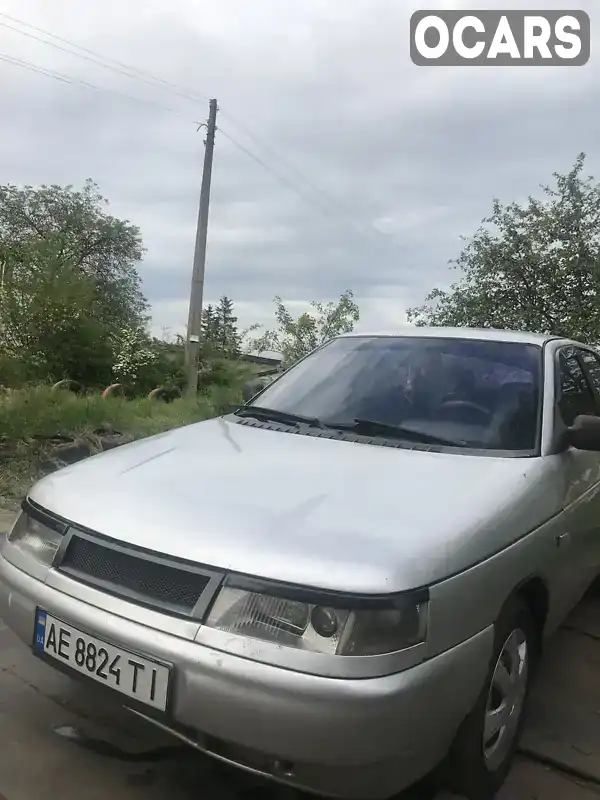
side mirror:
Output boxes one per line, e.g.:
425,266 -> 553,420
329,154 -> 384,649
568,415 -> 600,451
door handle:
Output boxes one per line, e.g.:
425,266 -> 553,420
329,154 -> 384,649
555,532 -> 571,548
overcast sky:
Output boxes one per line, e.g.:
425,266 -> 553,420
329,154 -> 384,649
0,0 -> 598,341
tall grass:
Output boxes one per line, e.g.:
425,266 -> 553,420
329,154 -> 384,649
0,384 -> 241,440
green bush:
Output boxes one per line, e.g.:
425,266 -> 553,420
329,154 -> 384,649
198,358 -> 242,390
0,353 -> 47,387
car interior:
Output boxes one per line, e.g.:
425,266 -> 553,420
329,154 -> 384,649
355,347 -> 540,451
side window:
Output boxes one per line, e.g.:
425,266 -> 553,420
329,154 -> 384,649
578,348 -> 600,399
557,347 -> 596,426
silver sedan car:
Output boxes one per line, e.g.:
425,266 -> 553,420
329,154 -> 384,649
2,327 -> 600,800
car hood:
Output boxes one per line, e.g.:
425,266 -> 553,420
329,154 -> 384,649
29,417 -> 564,594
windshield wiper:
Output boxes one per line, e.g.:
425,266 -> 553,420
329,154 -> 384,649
234,408 -> 466,445
325,418 -> 467,447
234,405 -> 323,428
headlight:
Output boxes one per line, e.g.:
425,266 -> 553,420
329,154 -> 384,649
205,586 -> 427,656
7,512 -> 64,566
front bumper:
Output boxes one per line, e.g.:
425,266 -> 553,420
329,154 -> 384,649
0,553 -> 493,799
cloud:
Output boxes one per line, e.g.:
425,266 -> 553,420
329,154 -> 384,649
0,0 -> 598,340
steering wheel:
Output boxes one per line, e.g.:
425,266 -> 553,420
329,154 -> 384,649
437,400 -> 492,422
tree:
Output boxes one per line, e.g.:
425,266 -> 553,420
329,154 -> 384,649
0,179 -> 148,385
407,154 -> 600,343
251,289 -> 360,364
200,297 -> 240,356
0,179 -> 147,329
215,295 -> 240,355
0,240 -> 114,385
201,304 -> 219,345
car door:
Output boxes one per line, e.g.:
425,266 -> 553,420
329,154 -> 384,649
555,344 -> 600,605
571,346 -> 600,581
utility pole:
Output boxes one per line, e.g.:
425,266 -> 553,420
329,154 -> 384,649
185,98 -> 218,395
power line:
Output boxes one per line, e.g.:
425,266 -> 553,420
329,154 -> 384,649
0,51 -> 351,226
0,46 -> 314,210
0,48 -> 331,216
218,120 -> 391,246
218,128 -> 347,222
0,52 -> 197,120
0,46 -> 396,253
217,127 -> 400,253
0,49 -> 331,214
0,52 -> 71,85
0,12 -> 212,102
219,127 -> 400,251
0,11 -> 371,232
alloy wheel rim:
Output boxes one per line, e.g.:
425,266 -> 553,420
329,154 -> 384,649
483,627 -> 529,772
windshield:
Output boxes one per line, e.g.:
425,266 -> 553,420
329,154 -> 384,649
249,336 -> 543,453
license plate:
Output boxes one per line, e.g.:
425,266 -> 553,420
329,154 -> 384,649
33,609 -> 170,712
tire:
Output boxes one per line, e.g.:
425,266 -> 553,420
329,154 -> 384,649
442,596 -> 539,800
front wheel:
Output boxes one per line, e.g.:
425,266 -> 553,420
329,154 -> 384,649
442,597 -> 539,800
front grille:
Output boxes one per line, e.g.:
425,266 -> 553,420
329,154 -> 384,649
58,534 -> 212,616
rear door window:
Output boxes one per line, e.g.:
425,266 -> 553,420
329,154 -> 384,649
578,348 -> 600,402
557,347 -> 596,426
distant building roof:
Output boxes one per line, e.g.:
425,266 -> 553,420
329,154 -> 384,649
249,350 -> 283,361
241,352 -> 284,366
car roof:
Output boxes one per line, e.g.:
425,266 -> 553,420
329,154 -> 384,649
338,326 -> 564,347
